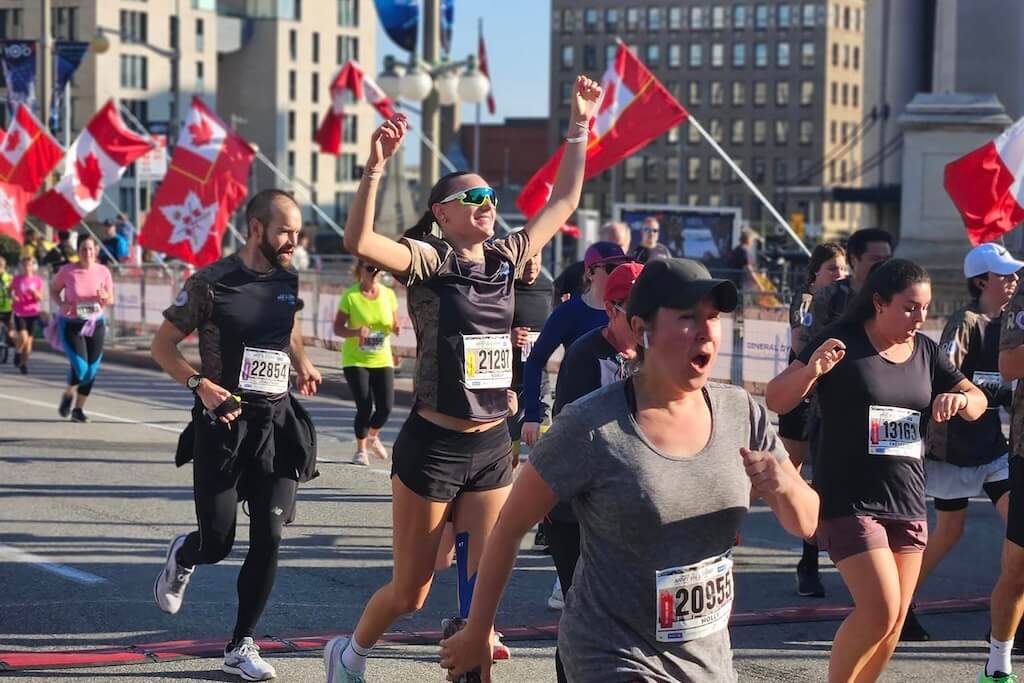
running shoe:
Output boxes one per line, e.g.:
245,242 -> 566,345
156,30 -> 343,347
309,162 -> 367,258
223,637 -> 276,681
900,605 -> 930,641
492,631 -> 511,661
352,449 -> 370,466
153,534 -> 194,615
796,560 -> 825,598
324,636 -> 367,683
978,670 -> 1018,682
58,394 -> 72,418
70,408 -> 90,423
13,352 -> 20,367
547,579 -> 564,610
367,436 -> 389,461
19,363 -> 27,375
532,527 -> 549,551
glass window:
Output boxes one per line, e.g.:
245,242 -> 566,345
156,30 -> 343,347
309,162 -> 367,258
832,43 -> 839,66
289,29 -> 297,60
585,8 -> 599,33
753,120 -> 767,144
195,18 -> 204,51
732,82 -> 746,105
777,41 -> 791,67
800,120 -> 814,144
800,80 -> 814,105
830,120 -> 837,144
668,7 -> 683,30
711,43 -> 724,67
842,83 -> 849,106
337,0 -> 358,26
311,72 -> 319,103
668,44 -> 682,67
560,80 -> 573,103
712,6 -> 726,29
688,81 -> 702,105
711,81 -> 724,105
52,6 -> 78,41
689,44 -> 703,67
709,158 -> 723,181
605,8 -> 620,32
840,159 -> 848,182
843,44 -> 850,68
584,45 -> 598,69
287,151 -> 296,178
667,159 -> 680,181
312,32 -> 320,63
777,4 -> 791,27
831,81 -> 837,104
648,7 -> 662,31
626,8 -> 642,32
733,4 -> 748,28
625,156 -> 642,180
667,126 -> 680,143
690,6 -> 705,29
644,156 -> 659,180
733,43 -> 746,67
801,42 -> 815,67
754,42 -> 768,67
606,43 -> 618,68
854,46 -> 860,70
775,120 -> 789,144
752,157 -> 766,181
853,85 -> 859,107
731,119 -> 745,144
856,8 -> 862,31
753,81 -> 767,105
289,69 -> 297,100
561,45 -> 574,69
710,119 -> 723,142
774,158 -> 788,181
776,81 -> 790,106
646,44 -> 660,65
688,157 -> 702,182
803,3 -> 816,27
755,4 -> 769,29
119,10 -> 148,43
119,54 -> 148,89
688,124 -> 701,144
287,110 -> 296,141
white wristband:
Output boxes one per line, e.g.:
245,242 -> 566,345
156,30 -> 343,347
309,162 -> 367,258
566,134 -> 588,144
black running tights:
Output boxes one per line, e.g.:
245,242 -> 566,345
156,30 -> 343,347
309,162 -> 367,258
547,519 -> 581,683
178,467 -> 297,644
343,365 -> 394,439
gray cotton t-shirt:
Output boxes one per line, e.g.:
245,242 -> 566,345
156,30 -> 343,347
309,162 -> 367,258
530,379 -> 788,683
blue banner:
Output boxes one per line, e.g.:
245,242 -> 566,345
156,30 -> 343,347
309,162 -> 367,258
50,41 -> 90,132
441,0 -> 454,56
1,40 -> 37,117
374,0 -> 419,53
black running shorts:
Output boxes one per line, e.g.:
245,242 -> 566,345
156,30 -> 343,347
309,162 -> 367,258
778,399 -> 810,441
1007,456 -> 1024,548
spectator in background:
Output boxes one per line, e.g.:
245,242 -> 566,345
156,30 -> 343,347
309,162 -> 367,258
599,221 -> 631,255
628,216 -> 673,263
727,229 -> 765,300
292,230 -> 312,270
115,213 -> 135,247
99,220 -> 129,265
44,231 -> 78,274
21,229 -> 53,267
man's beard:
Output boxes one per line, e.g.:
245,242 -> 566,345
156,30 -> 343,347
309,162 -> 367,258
258,238 -> 286,269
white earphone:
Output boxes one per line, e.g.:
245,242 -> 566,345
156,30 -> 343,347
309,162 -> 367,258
642,331 -> 650,348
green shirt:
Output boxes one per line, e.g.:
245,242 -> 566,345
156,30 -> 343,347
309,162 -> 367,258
0,272 -> 12,313
338,283 -> 398,368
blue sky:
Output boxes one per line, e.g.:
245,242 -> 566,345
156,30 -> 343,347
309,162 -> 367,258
373,0 -> 550,162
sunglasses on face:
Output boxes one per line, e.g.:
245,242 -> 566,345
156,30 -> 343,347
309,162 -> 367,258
364,266 -> 380,274
590,262 -> 620,275
438,186 -> 498,209
642,227 -> 659,234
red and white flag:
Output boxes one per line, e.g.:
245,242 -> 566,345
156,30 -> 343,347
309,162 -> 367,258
478,29 -> 496,115
139,97 -> 255,266
516,43 -> 688,218
315,60 -> 395,155
28,100 -> 152,229
945,116 -> 1024,246
0,181 -> 29,244
0,104 -> 63,195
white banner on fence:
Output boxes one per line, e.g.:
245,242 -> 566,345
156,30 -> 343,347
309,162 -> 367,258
710,317 -> 734,382
318,293 -> 342,343
146,283 -> 173,327
115,281 -> 143,323
742,319 -> 791,384
300,286 -> 316,338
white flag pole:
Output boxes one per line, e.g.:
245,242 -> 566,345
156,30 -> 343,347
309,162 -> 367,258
688,116 -> 811,257
253,150 -> 346,238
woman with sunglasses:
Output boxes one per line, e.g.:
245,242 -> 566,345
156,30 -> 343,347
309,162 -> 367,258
324,75 -> 603,683
334,259 -> 400,466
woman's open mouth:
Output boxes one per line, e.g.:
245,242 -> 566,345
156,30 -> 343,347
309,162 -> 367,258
690,352 -> 712,371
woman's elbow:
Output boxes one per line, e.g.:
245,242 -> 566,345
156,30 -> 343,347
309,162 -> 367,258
764,381 -> 788,415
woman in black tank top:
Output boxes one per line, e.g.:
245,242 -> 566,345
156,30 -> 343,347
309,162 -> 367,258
323,77 -> 604,681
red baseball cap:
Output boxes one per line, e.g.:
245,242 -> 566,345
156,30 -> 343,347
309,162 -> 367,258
604,262 -> 645,305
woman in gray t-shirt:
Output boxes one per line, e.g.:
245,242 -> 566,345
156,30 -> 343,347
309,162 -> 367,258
440,258 -> 820,682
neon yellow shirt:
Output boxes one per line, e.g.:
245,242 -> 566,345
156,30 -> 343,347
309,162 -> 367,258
0,272 -> 11,313
338,283 -> 398,368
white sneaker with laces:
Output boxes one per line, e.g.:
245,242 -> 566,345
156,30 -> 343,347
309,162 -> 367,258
547,578 -> 564,610
153,534 -> 194,615
223,637 -> 276,681
367,436 -> 389,461
352,449 -> 370,466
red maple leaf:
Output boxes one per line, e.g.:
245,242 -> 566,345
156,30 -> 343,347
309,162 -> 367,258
74,153 -> 104,200
188,116 -> 214,147
4,129 -> 20,153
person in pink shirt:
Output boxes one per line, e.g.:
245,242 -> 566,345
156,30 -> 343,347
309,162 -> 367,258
50,236 -> 114,422
11,255 -> 45,374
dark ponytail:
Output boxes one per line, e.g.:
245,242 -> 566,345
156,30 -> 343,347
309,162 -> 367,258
841,258 -> 930,325
402,170 -> 477,240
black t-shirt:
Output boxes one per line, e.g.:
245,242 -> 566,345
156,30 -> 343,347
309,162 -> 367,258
628,243 -> 672,264
727,246 -> 752,287
511,272 -> 553,392
553,327 -> 632,415
797,321 -> 964,520
163,254 -> 301,395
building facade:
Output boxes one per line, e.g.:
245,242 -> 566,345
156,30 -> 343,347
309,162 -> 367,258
549,0 -> 865,241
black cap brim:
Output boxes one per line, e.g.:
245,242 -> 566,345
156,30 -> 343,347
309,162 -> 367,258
627,278 -> 738,319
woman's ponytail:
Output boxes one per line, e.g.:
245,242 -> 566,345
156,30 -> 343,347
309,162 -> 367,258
403,210 -> 436,240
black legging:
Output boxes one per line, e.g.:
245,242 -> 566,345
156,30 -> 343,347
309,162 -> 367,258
343,366 -> 394,439
547,519 -> 581,683
59,317 -> 105,396
178,463 -> 298,644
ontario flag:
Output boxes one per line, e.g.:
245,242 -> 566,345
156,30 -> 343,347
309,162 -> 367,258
139,96 -> 255,266
315,60 -> 395,155
0,104 -> 63,194
28,100 -> 151,229
516,43 -> 688,218
945,115 -> 1024,246
0,181 -> 29,244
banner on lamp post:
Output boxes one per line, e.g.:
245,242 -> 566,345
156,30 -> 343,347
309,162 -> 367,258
1,41 -> 37,117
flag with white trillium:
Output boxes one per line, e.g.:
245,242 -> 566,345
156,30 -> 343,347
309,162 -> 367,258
315,60 -> 395,156
28,99 -> 152,229
140,97 -> 255,266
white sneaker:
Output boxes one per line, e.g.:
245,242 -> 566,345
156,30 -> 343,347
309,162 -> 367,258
223,637 -> 276,681
153,534 -> 194,615
547,578 -> 564,610
367,436 -> 389,461
324,636 -> 367,683
352,450 -> 370,466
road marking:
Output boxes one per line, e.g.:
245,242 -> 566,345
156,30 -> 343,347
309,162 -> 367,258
0,392 -> 183,434
0,543 -> 107,585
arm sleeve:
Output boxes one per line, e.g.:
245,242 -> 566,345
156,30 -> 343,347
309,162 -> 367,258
163,276 -> 214,335
1002,291 -> 1024,351
529,401 -> 594,501
552,343 -> 599,416
808,285 -> 836,341
748,391 -> 790,464
931,339 -> 967,395
397,237 -> 446,286
523,302 -> 572,423
489,230 -> 533,279
337,290 -> 351,315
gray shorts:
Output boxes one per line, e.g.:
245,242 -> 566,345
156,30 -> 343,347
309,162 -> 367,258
925,455 -> 1009,502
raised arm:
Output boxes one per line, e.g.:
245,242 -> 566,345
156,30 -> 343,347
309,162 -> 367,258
765,337 -> 846,414
522,76 -> 603,258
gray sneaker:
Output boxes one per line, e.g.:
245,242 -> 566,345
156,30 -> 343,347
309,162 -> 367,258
352,450 -> 370,466
223,637 -> 276,681
367,436 -> 389,461
153,534 -> 194,614
324,636 -> 367,683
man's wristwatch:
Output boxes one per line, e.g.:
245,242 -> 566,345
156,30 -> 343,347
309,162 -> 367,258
187,374 -> 203,393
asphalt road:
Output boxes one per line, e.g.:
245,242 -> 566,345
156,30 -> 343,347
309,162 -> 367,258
0,351 -> 1011,681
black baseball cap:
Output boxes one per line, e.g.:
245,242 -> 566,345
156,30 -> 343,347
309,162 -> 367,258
626,258 -> 738,320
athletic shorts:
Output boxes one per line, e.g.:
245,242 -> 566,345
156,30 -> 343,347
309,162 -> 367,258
391,411 -> 513,502
778,399 -> 810,441
1006,456 -> 1024,548
0,311 -> 10,327
13,315 -> 38,334
926,455 -> 1010,511
816,514 -> 928,564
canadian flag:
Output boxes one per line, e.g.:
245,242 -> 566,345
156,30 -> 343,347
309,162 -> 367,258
945,116 -> 1024,246
28,100 -> 152,230
478,30 -> 496,115
0,181 -> 29,244
315,60 -> 395,155
0,104 -> 63,195
516,44 -> 688,218
139,97 -> 255,266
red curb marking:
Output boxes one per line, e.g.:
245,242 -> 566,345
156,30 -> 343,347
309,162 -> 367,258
0,595 -> 993,671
